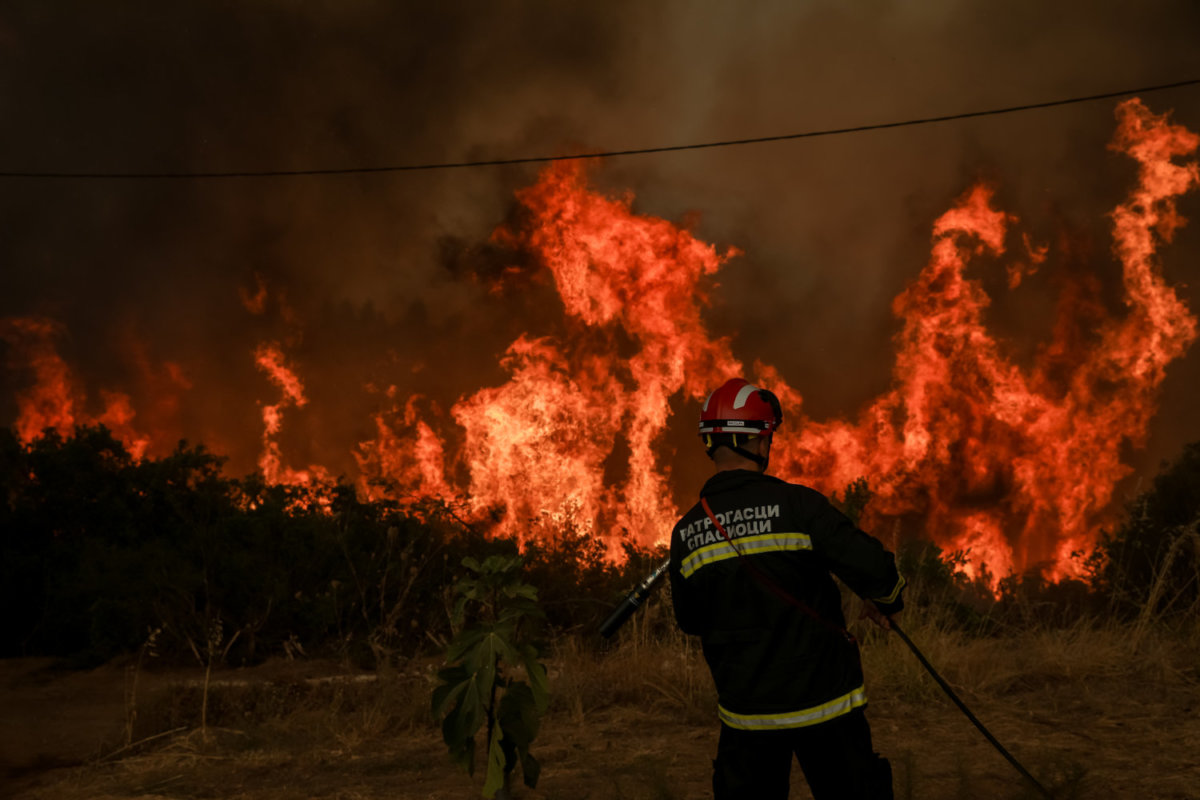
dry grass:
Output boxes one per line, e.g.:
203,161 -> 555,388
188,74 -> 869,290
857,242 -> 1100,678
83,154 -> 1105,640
6,594 -> 1200,799
866,614 -> 1199,704
550,623 -> 715,727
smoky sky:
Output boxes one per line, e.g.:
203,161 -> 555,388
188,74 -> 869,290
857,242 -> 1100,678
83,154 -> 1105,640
1,0 -> 1198,500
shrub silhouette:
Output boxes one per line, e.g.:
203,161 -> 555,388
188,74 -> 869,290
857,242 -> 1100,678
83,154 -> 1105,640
1093,441 -> 1200,621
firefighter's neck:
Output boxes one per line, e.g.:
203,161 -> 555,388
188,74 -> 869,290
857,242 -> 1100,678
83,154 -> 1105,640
712,437 -> 770,474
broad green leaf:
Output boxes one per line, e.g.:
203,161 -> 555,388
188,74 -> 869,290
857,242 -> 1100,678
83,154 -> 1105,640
498,683 -> 539,746
436,663 -> 469,683
451,594 -> 470,627
462,626 -> 496,672
443,706 -> 477,772
502,582 -> 538,601
520,751 -> 541,789
517,644 -> 549,711
476,649 -> 497,703
447,731 -> 474,774
482,721 -> 506,798
499,597 -> 545,621
431,665 -> 470,717
522,655 -> 550,714
446,626 -> 487,663
482,628 -> 520,667
499,684 -> 541,789
436,547 -> 545,789
443,673 -> 485,750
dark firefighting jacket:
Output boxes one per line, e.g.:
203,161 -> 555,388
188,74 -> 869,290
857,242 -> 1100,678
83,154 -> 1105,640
669,469 -> 905,731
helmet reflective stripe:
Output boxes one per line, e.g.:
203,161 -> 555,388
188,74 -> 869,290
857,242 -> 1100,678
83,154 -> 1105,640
732,383 -> 759,409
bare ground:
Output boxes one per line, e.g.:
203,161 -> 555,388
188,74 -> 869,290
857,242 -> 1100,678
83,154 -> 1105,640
2,651 -> 1197,800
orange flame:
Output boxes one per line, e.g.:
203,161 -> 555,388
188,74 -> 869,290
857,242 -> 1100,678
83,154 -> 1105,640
4,99 -> 1196,585
764,99 -> 1197,582
360,163 -> 745,550
254,341 -> 331,491
361,98 -> 1197,582
356,390 -> 453,502
2,316 -> 150,458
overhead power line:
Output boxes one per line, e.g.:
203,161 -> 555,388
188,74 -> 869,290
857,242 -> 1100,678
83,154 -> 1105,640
2,77 -> 1199,180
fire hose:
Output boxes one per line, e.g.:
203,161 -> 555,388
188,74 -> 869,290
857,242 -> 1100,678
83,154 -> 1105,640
599,558 -> 1053,799
598,557 -> 670,638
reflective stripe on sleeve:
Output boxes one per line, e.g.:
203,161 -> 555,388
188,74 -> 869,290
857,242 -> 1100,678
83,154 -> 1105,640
679,532 -> 813,579
718,685 -> 867,730
873,574 -> 906,605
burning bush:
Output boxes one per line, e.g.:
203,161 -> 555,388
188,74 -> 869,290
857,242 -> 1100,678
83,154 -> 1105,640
0,424 -> 664,665
0,425 -> 461,664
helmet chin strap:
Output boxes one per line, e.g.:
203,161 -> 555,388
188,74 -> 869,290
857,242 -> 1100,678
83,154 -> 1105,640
705,433 -> 770,471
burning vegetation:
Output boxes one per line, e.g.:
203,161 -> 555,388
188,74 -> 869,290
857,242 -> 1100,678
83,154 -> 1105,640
3,99 -> 1198,590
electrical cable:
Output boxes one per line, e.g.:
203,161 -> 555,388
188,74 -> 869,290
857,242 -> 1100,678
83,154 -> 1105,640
1,77 -> 1197,180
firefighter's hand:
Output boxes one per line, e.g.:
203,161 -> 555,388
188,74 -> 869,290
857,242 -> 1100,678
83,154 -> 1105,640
859,603 -> 897,631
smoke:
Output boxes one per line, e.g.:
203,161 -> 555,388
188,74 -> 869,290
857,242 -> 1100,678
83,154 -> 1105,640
1,0 -> 1198,492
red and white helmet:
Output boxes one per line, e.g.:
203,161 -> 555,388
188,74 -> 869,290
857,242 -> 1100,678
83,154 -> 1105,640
698,378 -> 782,437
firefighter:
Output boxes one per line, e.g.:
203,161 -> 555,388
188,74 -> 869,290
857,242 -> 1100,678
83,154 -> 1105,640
668,377 -> 905,799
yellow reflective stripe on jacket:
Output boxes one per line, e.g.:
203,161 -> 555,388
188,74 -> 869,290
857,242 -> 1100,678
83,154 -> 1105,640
679,532 -> 813,579
874,574 -> 906,605
718,685 -> 867,730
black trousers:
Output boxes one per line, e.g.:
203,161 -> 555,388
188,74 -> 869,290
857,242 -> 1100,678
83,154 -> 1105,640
712,708 -> 893,800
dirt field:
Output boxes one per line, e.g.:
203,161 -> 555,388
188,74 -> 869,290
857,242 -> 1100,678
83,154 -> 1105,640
2,640 -> 1198,800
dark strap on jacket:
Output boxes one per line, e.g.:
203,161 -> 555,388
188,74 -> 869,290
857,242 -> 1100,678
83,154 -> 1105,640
701,495 -> 856,644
